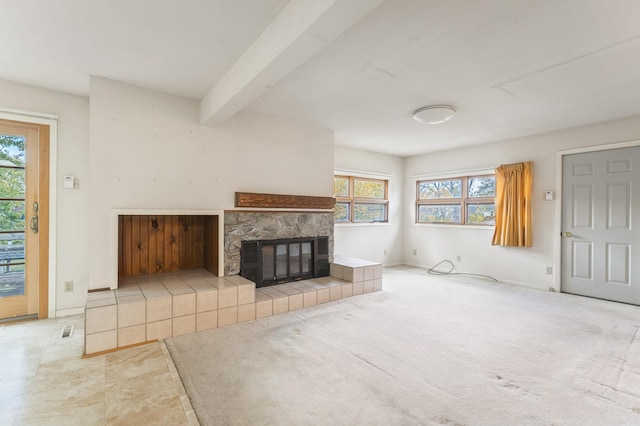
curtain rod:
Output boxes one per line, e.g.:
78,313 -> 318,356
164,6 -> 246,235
412,166 -> 495,180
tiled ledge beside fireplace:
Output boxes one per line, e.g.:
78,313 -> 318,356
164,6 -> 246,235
84,257 -> 382,355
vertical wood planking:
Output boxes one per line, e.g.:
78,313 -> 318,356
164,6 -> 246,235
139,215 -> 149,274
118,216 -> 123,278
156,216 -> 165,273
164,215 -> 173,273
193,216 -> 205,269
204,215 -> 219,275
212,215 -> 219,274
118,214 -> 216,278
124,215 -> 133,276
170,216 -> 180,272
188,216 -> 196,269
131,216 -> 141,275
180,216 -> 189,270
148,215 -> 157,273
185,216 -> 193,269
204,216 -> 212,273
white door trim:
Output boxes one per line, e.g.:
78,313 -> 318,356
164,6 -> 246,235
0,109 -> 58,318
554,139 -> 640,294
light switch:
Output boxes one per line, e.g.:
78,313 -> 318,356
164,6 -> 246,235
64,175 -> 75,189
544,190 -> 554,201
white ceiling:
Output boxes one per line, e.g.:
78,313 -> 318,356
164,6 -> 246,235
2,0 -> 640,157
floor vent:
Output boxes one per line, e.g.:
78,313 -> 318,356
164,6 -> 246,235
60,325 -> 74,338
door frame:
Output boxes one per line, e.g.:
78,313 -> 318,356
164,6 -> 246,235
554,138 -> 640,294
0,109 -> 57,318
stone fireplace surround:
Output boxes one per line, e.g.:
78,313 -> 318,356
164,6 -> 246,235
224,211 -> 334,276
109,209 -> 334,288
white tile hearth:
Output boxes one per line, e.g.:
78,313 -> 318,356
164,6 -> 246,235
84,258 -> 383,355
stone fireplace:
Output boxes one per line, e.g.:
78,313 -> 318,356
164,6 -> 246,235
87,209 -> 376,356
224,211 -> 334,279
112,209 -> 333,288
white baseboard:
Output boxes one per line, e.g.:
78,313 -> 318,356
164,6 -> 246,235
55,307 -> 85,318
398,262 -> 551,292
498,279 -> 547,292
399,262 -> 428,269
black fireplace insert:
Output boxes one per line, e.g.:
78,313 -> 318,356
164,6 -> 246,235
240,236 -> 329,287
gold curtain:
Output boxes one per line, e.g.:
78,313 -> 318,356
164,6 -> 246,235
492,161 -> 533,247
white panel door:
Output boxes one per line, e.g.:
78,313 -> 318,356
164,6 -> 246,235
562,146 -> 640,304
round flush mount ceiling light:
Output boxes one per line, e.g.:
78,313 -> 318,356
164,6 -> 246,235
412,105 -> 456,125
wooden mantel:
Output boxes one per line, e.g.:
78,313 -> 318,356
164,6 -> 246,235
235,192 -> 335,210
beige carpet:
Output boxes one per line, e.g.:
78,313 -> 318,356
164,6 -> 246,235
165,266 -> 640,426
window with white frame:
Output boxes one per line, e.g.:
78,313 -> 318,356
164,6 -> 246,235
416,174 -> 495,225
334,175 -> 388,223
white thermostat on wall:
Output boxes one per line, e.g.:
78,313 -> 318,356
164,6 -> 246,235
544,190 -> 554,201
64,175 -> 75,189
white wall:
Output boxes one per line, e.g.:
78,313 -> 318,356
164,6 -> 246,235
404,115 -> 640,290
334,145 -> 403,266
89,77 -> 335,289
5,73 -> 640,311
0,79 -> 90,313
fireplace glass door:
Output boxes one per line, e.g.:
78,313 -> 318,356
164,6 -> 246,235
260,240 -> 314,285
240,236 -> 329,287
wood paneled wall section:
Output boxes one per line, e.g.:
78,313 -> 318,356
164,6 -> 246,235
118,215 -> 218,278
203,215 -> 219,275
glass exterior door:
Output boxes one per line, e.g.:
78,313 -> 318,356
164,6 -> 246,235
0,121 -> 44,319
0,134 -> 26,297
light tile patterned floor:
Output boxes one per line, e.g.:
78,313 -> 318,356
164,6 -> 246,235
0,314 -> 196,425
3,258 -> 383,424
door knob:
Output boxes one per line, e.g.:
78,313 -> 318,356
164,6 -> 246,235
562,232 -> 573,237
29,202 -> 39,234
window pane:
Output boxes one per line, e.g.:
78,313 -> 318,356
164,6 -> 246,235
418,180 -> 462,199
468,176 -> 496,198
334,177 -> 349,197
0,233 -> 25,297
354,179 -> 385,199
334,202 -> 350,222
467,204 -> 496,225
0,201 -> 25,232
417,205 -> 461,223
0,167 -> 25,199
0,135 -> 26,167
0,270 -> 25,298
354,203 -> 386,222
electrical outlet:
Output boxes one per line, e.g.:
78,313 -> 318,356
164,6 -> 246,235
456,255 -> 462,262
64,281 -> 74,292
413,249 -> 417,255
546,267 -> 553,275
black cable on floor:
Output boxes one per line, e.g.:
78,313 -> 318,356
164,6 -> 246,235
427,260 -> 498,282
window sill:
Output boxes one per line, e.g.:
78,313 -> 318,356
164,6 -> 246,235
335,222 -> 390,228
